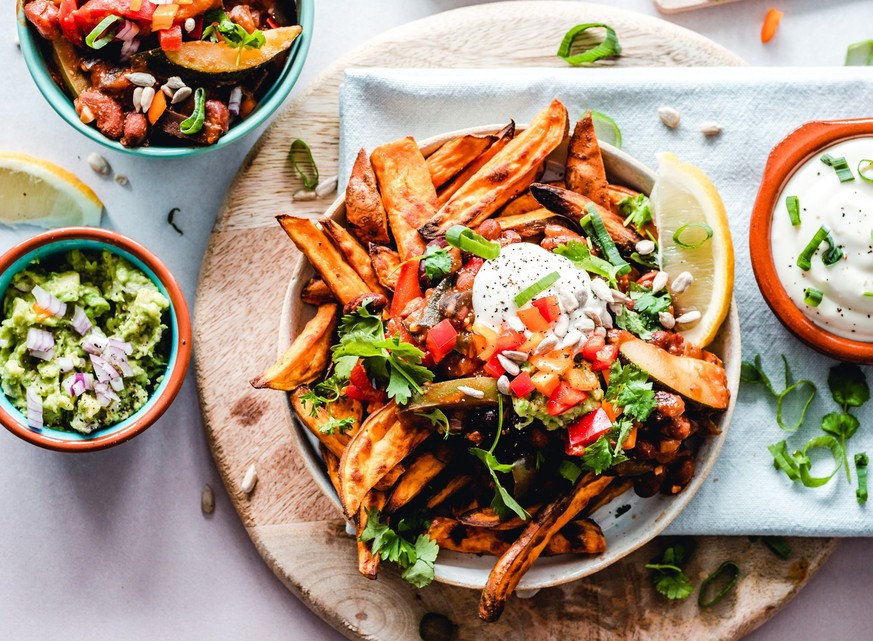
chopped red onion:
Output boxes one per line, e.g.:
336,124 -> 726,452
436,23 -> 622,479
115,19 -> 140,42
110,377 -> 124,392
107,338 -> 133,355
120,36 -> 141,63
63,372 -> 92,397
90,354 -> 120,383
71,306 -> 92,336
30,348 -> 55,361
94,382 -> 120,407
103,347 -> 133,376
228,86 -> 243,117
56,356 -> 75,373
31,285 -> 66,318
26,388 -> 43,430
82,333 -> 108,355
26,327 -> 54,353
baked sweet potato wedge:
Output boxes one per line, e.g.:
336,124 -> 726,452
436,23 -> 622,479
458,505 -> 542,531
496,209 -> 569,238
346,148 -> 391,245
385,444 -> 452,513
437,121 -> 515,207
250,304 -> 338,390
368,244 -> 401,291
291,384 -> 363,458
426,133 -> 496,189
421,100 -> 568,238
357,489 -> 387,579
565,111 -> 615,213
300,278 -> 335,305
373,463 -> 405,492
425,474 -> 473,509
321,219 -> 389,296
276,216 -> 370,304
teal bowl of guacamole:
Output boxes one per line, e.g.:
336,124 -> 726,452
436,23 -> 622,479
0,228 -> 191,452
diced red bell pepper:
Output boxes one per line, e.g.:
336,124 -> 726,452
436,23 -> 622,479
547,382 -> 588,417
482,328 -> 525,376
591,344 -> 619,371
59,0 -> 82,45
426,319 -> 458,364
390,260 -> 423,319
345,363 -> 386,403
159,24 -> 182,51
516,306 -> 550,333
531,295 -> 561,323
189,14 -> 204,40
509,372 -> 536,398
565,408 -> 613,456
484,354 -> 506,378
581,335 -> 606,362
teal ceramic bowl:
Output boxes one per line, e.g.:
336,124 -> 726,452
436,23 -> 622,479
0,228 -> 192,451
15,0 -> 313,158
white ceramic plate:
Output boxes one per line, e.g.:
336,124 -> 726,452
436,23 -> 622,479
281,125 -> 741,590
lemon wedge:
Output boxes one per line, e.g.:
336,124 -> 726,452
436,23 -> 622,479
0,152 -> 103,229
651,152 -> 734,348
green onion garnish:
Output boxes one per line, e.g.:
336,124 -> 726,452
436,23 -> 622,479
797,435 -> 844,488
589,110 -> 622,149
864,292 -> 873,297
821,153 -> 855,182
845,40 -> 873,66
557,23 -> 621,66
445,225 -> 501,260
797,225 -> 830,270
822,232 -> 844,266
856,453 -> 868,504
858,159 -> 873,183
289,139 -> 319,190
673,223 -> 713,250
179,88 -> 206,135
85,15 -> 120,50
762,536 -> 792,560
785,195 -> 801,226
580,205 -> 630,275
697,561 -> 740,608
514,272 -> 560,307
804,288 -> 823,307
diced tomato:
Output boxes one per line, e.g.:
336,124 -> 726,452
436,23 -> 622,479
516,306 -> 550,333
547,382 -> 588,417
481,327 -> 525,362
581,335 -> 606,362
509,372 -> 536,398
591,344 -> 619,371
59,0 -> 82,45
531,371 -> 560,396
390,260 -> 423,319
531,295 -> 561,323
426,319 -> 458,364
189,14 -> 204,40
483,354 -> 506,378
565,408 -> 613,456
72,0 -> 154,34
159,24 -> 182,50
345,363 -> 386,403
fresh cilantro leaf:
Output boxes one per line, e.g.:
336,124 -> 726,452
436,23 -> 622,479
401,535 -> 439,588
821,412 -> 860,440
605,360 -> 657,423
299,375 -> 346,415
469,447 -> 514,474
646,543 -> 694,600
828,363 -> 870,410
421,246 -> 453,282
619,193 -> 653,230
610,417 -> 635,458
614,307 -> 653,339
417,408 -> 451,437
554,240 -> 623,285
580,435 -> 624,475
202,10 -> 266,50
319,416 -> 355,435
631,287 -> 672,318
360,509 -> 438,588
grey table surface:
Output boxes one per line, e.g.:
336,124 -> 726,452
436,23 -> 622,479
1,0 -> 871,638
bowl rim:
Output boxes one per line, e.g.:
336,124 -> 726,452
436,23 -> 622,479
0,227 -> 192,451
750,117 -> 873,364
14,0 -> 314,159
280,124 -> 741,590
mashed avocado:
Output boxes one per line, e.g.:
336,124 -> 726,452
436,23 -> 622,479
0,250 -> 170,434
513,387 -> 602,430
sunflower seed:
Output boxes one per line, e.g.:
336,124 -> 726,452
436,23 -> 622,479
652,271 -> 669,293
608,302 -> 624,315
161,84 -> 174,98
671,271 -> 694,293
201,484 -> 215,514
496,375 -> 511,395
507,315 -> 526,333
584,306 -> 603,325
573,315 -> 595,332
612,290 -> 631,305
635,239 -> 656,256
599,308 -> 614,329
132,86 -> 143,112
497,353 -> 520,376
292,189 -> 318,201
501,350 -> 528,363
700,122 -> 722,136
535,335 -> 559,355
558,287 -> 579,313
184,17 -> 196,32
166,76 -> 186,90
171,86 -> 192,105
591,278 -> 614,302
659,311 -> 676,329
241,464 -> 258,494
562,328 -> 582,349
124,72 -> 156,87
87,152 -> 111,176
675,310 -> 702,324
553,314 -> 570,338
594,326 -> 607,337
457,385 -> 485,399
114,174 -> 129,186
315,175 -> 338,199
658,106 -> 680,129
139,86 -> 155,112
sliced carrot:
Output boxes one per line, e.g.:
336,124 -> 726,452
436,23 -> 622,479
622,425 -> 638,450
761,8 -> 783,43
601,399 -> 621,422
147,88 -> 167,125
239,96 -> 258,118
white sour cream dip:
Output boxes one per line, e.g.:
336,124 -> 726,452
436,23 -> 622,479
471,242 -> 608,334
772,138 -> 873,341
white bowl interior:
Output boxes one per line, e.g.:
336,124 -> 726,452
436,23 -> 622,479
280,125 -> 741,590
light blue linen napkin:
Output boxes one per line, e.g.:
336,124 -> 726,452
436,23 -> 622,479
338,67 -> 873,536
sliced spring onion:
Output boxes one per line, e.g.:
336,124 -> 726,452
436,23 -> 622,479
288,139 -> 319,190
445,225 -> 501,260
803,288 -> 823,307
85,15 -> 121,49
776,379 -> 816,432
785,195 -> 801,226
864,292 -> 873,297
179,88 -> 206,135
514,272 -> 560,307
589,110 -> 622,149
797,225 -> 830,270
856,453 -> 868,503
858,159 -> 873,183
556,23 -> 621,66
762,536 -> 792,560
673,223 -> 713,249
580,205 -> 630,275
821,153 -> 855,182
797,435 -> 844,488
697,561 -> 740,608
822,232 -> 844,266
845,40 -> 873,66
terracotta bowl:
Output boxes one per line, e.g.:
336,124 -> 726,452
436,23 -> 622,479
0,228 -> 192,451
750,118 -> 873,364
280,125 -> 741,591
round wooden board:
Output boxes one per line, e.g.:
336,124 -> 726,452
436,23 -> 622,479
193,2 -> 836,639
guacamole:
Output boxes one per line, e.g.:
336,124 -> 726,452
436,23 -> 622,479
513,388 -> 602,431
0,250 -> 170,434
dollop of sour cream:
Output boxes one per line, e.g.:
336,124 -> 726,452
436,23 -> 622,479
471,242 -> 608,334
772,138 -> 873,341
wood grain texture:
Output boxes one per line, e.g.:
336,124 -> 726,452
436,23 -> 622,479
194,3 -> 834,640
655,0 -> 746,14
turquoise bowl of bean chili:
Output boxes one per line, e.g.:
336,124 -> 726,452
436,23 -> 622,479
15,0 -> 313,158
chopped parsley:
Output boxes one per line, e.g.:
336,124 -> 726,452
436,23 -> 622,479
359,509 -> 439,588
319,416 -> 355,435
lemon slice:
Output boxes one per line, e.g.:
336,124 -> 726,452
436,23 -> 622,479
0,152 -> 103,229
651,152 -> 734,348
